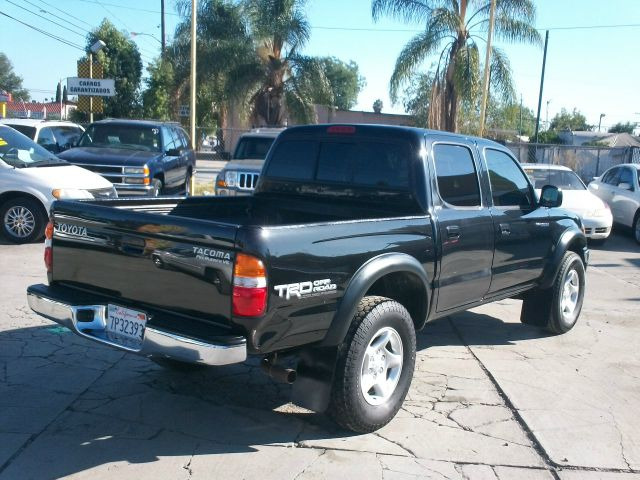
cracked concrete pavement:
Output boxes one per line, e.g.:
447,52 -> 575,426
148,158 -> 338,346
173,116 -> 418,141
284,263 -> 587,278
0,232 -> 639,479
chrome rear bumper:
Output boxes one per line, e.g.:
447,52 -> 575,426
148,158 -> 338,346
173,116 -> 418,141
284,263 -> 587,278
27,285 -> 246,366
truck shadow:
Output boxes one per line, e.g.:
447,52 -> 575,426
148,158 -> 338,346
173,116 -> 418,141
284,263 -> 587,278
0,311 -> 550,478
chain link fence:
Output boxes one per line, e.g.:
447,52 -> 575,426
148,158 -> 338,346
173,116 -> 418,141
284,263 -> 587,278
506,144 -> 639,183
194,127 -> 252,160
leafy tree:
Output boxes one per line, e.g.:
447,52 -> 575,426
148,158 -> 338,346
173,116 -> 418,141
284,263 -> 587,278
55,82 -> 62,103
318,57 -> 365,110
608,122 -> 635,134
83,19 -> 143,118
143,58 -> 175,120
549,108 -> 590,131
0,52 -> 30,100
372,0 -> 541,132
237,0 -> 332,126
402,72 -> 433,127
63,86 -> 68,103
486,100 -> 536,137
536,129 -> 562,144
373,98 -> 383,113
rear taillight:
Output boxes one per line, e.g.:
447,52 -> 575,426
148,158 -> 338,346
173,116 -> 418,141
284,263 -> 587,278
232,253 -> 267,317
44,221 -> 53,273
327,125 -> 356,135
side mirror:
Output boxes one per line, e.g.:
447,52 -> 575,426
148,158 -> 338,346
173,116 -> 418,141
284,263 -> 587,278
618,182 -> 633,191
166,148 -> 181,157
540,185 -> 563,208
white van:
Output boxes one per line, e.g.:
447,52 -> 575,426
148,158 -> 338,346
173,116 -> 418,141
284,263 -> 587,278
0,125 -> 116,243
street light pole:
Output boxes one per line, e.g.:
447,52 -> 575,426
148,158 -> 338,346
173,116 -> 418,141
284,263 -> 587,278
478,0 -> 496,137
89,52 -> 93,123
545,99 -> 551,130
598,113 -> 606,132
534,30 -> 549,145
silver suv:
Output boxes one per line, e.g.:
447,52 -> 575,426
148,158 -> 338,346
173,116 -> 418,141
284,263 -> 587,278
0,119 -> 84,154
215,128 -> 283,196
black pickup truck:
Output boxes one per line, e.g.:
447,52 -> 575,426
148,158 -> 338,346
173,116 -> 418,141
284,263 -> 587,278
27,124 -> 588,433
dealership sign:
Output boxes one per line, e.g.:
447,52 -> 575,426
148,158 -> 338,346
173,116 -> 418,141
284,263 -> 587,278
67,78 -> 116,97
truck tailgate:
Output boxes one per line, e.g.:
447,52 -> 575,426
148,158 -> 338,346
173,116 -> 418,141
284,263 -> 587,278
50,200 -> 238,328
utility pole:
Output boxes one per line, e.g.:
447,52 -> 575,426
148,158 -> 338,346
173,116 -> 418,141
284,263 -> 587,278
545,99 -> 551,130
534,30 -> 549,145
161,0 -> 166,55
190,0 -> 197,151
478,0 -> 496,137
519,94 -> 523,136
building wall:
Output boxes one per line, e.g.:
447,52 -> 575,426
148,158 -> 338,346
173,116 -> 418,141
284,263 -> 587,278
313,105 -> 414,127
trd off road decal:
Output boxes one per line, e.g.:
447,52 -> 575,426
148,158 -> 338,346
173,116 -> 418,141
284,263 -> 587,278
274,278 -> 337,300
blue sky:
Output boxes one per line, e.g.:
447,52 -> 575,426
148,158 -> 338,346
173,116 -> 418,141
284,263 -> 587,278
1,0 -> 639,130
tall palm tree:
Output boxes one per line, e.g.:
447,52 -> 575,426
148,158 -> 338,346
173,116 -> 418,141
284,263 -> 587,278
240,0 -> 332,126
372,0 -> 541,132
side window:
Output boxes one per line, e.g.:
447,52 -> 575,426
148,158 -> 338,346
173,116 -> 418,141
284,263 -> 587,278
37,127 -> 56,147
602,167 -> 620,185
161,126 -> 175,152
485,149 -> 533,208
618,167 -> 633,187
432,144 -> 481,207
172,127 -> 186,150
179,128 -> 191,149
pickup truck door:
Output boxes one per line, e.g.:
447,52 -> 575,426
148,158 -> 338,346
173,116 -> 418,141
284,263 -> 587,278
482,148 -> 552,293
429,140 -> 494,312
161,126 -> 180,187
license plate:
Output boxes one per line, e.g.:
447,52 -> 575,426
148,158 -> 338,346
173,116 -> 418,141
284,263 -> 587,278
106,304 -> 147,344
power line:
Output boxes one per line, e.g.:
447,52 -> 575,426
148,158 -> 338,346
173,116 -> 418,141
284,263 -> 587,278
36,0 -> 95,29
58,0 -> 180,17
0,10 -> 85,51
25,0 -> 93,35
310,22 -> 640,33
6,0 -> 86,37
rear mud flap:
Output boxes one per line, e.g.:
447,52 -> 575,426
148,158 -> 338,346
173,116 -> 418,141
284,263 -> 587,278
292,346 -> 339,412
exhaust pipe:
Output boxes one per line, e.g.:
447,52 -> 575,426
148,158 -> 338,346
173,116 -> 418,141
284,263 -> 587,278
261,357 -> 296,384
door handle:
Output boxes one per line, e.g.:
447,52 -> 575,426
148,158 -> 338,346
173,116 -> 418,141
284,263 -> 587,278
499,223 -> 511,236
446,225 -> 461,239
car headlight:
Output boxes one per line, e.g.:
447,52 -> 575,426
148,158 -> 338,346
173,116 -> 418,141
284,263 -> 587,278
52,188 -> 94,200
225,171 -> 238,187
124,165 -> 150,175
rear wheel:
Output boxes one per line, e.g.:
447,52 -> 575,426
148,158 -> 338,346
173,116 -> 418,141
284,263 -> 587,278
0,197 -> 46,244
328,296 -> 416,433
521,252 -> 586,334
633,211 -> 640,245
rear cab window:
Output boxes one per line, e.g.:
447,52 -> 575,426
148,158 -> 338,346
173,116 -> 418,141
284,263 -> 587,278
265,138 -> 411,190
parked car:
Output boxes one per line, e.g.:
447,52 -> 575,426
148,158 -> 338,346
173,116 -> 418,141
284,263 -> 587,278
58,119 -> 196,197
588,164 -> 640,244
522,164 -> 612,243
27,124 -> 588,432
0,124 -> 116,243
0,118 -> 84,154
215,128 -> 284,195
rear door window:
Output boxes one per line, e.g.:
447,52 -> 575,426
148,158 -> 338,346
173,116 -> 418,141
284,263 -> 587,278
433,144 -> 481,207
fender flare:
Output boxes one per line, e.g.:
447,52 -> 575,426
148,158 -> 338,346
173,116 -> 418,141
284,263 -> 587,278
539,226 -> 587,289
320,252 -> 431,347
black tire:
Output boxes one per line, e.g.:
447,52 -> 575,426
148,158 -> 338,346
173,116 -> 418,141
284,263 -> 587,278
184,171 -> 193,196
633,211 -> 640,245
0,197 -> 46,244
521,252 -> 586,334
150,356 -> 206,372
150,178 -> 163,197
328,296 -> 416,433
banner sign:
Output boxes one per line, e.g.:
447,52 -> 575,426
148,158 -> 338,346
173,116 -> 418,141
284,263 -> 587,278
68,78 -> 116,97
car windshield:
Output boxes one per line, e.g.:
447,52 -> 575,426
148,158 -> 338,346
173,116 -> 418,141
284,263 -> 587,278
525,169 -> 586,190
0,126 -> 60,167
233,137 -> 275,160
79,124 -> 161,152
4,124 -> 36,139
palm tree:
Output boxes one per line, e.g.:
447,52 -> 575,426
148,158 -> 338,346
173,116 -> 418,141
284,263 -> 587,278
239,0 -> 332,126
372,0 -> 541,132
